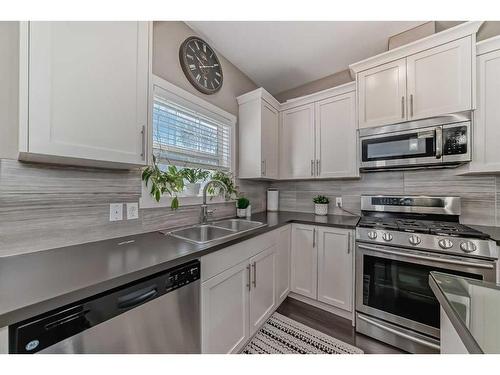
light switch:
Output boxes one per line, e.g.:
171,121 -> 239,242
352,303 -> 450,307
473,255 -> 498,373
109,203 -> 123,221
127,202 -> 139,220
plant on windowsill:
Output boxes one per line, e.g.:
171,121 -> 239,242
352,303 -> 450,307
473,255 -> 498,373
180,168 -> 210,196
207,170 -> 238,201
142,156 -> 185,209
236,197 -> 250,218
313,195 -> 329,216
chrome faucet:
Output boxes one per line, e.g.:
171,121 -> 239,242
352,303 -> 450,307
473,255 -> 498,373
200,180 -> 227,224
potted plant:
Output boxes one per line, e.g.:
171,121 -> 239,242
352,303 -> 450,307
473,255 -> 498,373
180,168 -> 210,196
141,156 -> 185,209
207,170 -> 238,200
236,197 -> 250,218
313,195 -> 329,216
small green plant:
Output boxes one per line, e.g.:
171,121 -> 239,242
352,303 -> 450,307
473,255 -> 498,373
208,170 -> 238,200
180,168 -> 210,184
313,195 -> 329,204
142,156 -> 185,209
237,197 -> 250,209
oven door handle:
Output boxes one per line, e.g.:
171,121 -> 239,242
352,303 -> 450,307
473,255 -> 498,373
357,244 -> 495,269
357,314 -> 440,351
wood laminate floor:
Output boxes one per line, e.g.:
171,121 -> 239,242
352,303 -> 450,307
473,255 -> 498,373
277,297 -> 407,354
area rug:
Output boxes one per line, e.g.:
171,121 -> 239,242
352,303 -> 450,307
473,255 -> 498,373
242,312 -> 364,354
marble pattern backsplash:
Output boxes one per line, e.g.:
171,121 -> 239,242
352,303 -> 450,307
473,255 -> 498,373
270,168 -> 500,227
0,159 -> 269,257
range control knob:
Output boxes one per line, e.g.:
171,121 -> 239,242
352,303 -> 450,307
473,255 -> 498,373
438,238 -> 454,249
460,241 -> 477,253
382,232 -> 393,242
408,235 -> 421,246
367,231 -> 378,240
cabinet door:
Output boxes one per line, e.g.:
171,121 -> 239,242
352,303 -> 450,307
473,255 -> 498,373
315,92 -> 358,178
261,101 -> 279,178
357,58 -> 407,128
471,49 -> 500,172
201,260 -> 250,353
280,104 -> 315,179
249,246 -> 277,335
406,37 -> 472,120
276,225 -> 291,302
317,227 -> 353,312
28,22 -> 149,165
290,224 -> 317,299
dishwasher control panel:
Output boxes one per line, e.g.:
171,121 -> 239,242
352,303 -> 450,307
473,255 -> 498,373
165,261 -> 200,292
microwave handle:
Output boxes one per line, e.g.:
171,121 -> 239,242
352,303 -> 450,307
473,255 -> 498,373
435,127 -> 443,159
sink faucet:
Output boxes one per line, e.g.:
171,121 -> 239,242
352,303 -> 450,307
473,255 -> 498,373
200,180 -> 227,224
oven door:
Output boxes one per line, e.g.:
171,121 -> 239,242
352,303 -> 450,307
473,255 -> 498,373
356,242 -> 496,338
360,126 -> 439,169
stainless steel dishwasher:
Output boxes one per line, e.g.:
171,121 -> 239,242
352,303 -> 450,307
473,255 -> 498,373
9,260 -> 200,354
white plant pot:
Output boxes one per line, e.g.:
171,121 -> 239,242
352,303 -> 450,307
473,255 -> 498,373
237,208 -> 247,218
314,203 -> 328,216
184,183 -> 201,196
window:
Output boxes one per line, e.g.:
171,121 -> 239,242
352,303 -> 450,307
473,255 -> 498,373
140,76 -> 236,208
152,99 -> 231,171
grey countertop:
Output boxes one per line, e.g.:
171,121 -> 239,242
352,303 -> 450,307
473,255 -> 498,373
429,271 -> 500,354
0,211 -> 359,327
469,224 -> 500,246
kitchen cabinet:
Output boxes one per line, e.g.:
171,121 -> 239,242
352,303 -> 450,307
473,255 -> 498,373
290,224 -> 317,299
276,225 -> 291,303
249,246 -> 277,335
18,21 -> 151,168
280,104 -> 316,179
406,37 -> 472,120
237,88 -> 279,179
351,22 -> 482,129
201,260 -> 250,354
357,58 -> 407,128
291,224 -> 354,314
317,227 -> 353,312
466,36 -> 500,174
280,83 -> 358,179
315,91 -> 358,178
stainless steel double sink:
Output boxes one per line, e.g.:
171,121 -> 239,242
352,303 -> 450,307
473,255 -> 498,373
163,219 -> 267,244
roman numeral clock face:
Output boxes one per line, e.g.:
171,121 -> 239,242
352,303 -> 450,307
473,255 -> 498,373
179,37 -> 223,95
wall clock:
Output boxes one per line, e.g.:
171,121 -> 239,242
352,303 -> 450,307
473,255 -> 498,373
179,36 -> 223,95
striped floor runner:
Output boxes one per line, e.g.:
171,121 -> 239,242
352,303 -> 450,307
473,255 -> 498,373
242,312 -> 364,354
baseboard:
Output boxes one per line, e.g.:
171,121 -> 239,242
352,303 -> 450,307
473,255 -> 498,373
288,292 -> 353,322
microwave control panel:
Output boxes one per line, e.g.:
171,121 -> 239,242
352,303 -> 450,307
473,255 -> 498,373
443,126 -> 468,155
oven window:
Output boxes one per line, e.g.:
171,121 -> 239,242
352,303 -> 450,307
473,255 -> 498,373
362,132 -> 435,162
362,255 -> 482,328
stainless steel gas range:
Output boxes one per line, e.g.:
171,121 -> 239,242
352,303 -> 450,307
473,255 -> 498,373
355,195 -> 498,354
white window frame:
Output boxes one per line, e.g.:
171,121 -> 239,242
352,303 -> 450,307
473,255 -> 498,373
140,75 -> 237,209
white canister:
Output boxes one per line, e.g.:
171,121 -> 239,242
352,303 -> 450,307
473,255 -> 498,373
267,189 -> 279,211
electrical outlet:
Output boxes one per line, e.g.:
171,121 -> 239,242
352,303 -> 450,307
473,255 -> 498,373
336,197 -> 343,208
126,202 -> 139,220
109,203 -> 123,221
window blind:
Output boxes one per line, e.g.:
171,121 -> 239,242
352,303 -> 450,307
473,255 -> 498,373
152,97 -> 232,171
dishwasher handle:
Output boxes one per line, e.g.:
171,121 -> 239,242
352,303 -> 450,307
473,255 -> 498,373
117,287 -> 159,309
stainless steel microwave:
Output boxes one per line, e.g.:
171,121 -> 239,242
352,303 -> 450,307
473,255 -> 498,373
359,113 -> 471,170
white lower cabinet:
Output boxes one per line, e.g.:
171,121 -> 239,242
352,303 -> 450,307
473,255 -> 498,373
249,246 -> 277,335
276,225 -> 291,302
317,227 -> 353,311
201,259 -> 250,354
291,224 -> 354,313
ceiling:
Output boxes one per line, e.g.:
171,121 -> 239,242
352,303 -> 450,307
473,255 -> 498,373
186,21 -> 424,94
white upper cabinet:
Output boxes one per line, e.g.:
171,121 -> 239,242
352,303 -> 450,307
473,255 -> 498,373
406,38 -> 472,120
280,104 -> 316,179
357,58 -> 407,128
20,22 -> 151,168
237,88 -> 279,179
315,91 -> 358,178
351,22 -> 482,129
466,36 -> 500,174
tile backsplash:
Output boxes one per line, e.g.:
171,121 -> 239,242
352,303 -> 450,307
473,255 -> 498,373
0,159 -> 268,257
270,168 -> 500,227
